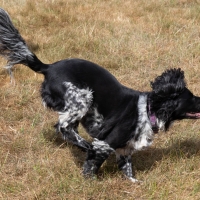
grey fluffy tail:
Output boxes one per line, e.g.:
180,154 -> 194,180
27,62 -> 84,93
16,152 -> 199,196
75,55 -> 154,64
0,8 -> 48,76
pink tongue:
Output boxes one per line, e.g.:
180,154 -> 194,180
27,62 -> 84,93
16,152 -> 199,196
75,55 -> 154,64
186,113 -> 200,117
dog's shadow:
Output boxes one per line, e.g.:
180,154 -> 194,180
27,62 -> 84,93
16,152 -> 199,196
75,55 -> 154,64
131,139 -> 200,172
43,129 -> 200,176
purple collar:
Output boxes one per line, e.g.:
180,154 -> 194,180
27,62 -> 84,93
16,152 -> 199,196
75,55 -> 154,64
147,100 -> 159,133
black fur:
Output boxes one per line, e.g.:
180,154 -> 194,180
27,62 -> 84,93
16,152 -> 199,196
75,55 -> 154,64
1,8 -> 200,182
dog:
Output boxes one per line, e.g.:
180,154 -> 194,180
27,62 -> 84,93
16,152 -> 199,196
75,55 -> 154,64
1,8 -> 200,182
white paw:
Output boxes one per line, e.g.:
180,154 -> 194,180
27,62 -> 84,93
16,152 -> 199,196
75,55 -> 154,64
128,177 -> 142,184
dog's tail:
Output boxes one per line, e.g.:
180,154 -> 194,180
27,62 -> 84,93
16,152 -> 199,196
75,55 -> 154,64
0,8 -> 48,75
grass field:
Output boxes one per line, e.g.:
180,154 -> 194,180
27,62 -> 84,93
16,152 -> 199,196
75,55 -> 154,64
0,0 -> 200,199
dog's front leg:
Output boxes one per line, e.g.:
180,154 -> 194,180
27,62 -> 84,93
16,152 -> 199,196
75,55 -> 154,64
116,154 -> 139,183
83,139 -> 114,178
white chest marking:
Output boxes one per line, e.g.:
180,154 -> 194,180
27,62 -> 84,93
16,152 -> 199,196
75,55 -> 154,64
116,95 -> 154,156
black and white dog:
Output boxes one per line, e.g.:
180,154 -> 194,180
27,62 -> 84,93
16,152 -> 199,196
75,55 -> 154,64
1,8 -> 200,182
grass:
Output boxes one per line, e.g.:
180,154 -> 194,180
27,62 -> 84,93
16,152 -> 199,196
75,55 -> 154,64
0,0 -> 200,199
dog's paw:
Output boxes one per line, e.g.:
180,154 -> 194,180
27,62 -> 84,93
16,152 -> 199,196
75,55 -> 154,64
128,177 -> 142,184
82,169 -> 97,180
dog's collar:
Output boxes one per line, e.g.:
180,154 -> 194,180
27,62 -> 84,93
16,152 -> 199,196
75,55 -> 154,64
147,99 -> 159,133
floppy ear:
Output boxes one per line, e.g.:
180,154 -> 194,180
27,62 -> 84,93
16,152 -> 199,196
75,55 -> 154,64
150,68 -> 186,127
150,68 -> 186,100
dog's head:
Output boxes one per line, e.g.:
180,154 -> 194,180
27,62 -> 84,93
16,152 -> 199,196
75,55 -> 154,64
150,68 -> 200,130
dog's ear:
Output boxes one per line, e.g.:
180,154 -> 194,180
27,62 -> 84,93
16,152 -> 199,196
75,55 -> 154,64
151,68 -> 186,99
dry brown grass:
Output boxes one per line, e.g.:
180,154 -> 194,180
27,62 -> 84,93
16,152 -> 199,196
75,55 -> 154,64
1,0 -> 200,199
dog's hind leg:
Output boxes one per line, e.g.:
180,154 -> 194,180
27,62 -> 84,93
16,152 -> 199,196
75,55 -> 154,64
56,113 -> 92,151
83,138 -> 114,177
53,82 -> 94,151
59,122 -> 92,151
